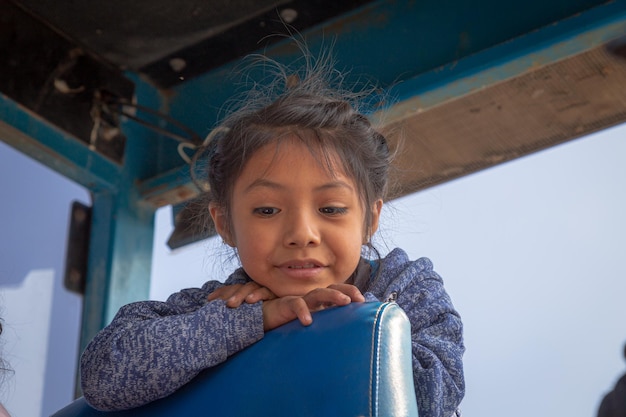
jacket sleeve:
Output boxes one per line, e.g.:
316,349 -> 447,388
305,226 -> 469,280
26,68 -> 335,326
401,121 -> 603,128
79,282 -> 264,411
365,255 -> 465,417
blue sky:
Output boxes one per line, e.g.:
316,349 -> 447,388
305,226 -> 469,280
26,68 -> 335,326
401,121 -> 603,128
1,122 -> 625,416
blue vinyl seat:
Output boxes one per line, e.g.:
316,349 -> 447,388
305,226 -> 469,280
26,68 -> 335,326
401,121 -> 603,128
52,301 -> 418,417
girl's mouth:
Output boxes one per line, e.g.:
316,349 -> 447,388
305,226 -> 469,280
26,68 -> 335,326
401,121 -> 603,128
288,263 -> 317,269
279,260 -> 325,279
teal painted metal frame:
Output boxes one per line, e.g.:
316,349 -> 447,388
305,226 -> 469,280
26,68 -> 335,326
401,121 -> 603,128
141,0 -> 626,205
1,0 -> 626,392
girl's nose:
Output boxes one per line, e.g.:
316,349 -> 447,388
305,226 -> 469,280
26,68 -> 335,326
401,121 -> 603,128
283,211 -> 321,248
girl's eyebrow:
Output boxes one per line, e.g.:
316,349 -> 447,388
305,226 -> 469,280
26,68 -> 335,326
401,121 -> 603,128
315,180 -> 354,193
244,178 -> 354,193
244,178 -> 282,192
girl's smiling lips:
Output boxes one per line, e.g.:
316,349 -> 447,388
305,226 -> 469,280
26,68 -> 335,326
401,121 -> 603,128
277,259 -> 326,279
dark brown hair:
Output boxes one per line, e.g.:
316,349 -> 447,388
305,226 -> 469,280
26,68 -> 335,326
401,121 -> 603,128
196,53 -> 392,252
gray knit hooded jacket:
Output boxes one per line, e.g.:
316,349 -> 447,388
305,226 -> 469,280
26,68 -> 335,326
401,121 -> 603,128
80,248 -> 465,417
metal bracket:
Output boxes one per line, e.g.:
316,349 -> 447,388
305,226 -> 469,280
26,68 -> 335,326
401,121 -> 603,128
64,201 -> 92,295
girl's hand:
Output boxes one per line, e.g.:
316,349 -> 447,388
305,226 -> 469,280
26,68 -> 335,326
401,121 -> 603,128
207,282 -> 276,308
262,284 -> 365,331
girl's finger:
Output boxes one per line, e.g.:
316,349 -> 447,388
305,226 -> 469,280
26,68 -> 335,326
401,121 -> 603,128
207,285 -> 242,301
245,287 -> 276,303
327,283 -> 365,302
225,282 -> 262,307
303,288 -> 351,310
288,298 -> 313,326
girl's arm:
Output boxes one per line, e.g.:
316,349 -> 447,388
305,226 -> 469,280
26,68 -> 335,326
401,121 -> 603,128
399,275 -> 464,417
79,283 -> 264,411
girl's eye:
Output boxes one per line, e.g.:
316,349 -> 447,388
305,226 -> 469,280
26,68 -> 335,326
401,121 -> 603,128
253,207 -> 280,216
319,207 -> 348,216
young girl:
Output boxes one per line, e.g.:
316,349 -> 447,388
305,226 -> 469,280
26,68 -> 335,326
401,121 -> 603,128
80,58 -> 465,417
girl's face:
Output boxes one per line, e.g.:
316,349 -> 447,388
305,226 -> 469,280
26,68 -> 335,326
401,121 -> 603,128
210,137 -> 382,297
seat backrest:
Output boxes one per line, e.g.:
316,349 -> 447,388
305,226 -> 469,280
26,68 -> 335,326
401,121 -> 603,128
52,301 -> 418,417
